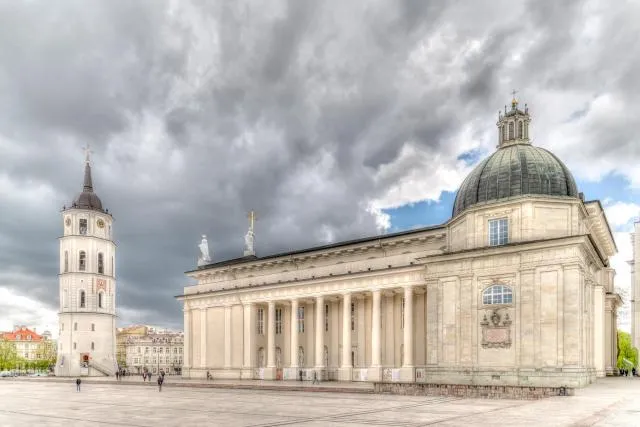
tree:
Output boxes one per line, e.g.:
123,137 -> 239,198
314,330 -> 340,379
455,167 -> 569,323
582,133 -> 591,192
616,330 -> 638,369
0,339 -> 19,371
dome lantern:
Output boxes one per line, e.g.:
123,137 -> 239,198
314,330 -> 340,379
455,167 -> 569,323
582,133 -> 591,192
497,90 -> 531,148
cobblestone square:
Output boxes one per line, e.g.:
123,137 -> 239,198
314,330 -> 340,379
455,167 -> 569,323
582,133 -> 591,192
1,378 -> 639,426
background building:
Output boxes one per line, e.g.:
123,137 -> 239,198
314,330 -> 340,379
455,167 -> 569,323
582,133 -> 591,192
178,100 -> 621,390
0,326 -> 56,371
55,148 -> 117,377
1,326 -> 45,360
116,326 -> 183,375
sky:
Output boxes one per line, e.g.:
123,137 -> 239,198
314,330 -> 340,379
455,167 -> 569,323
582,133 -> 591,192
0,0 -> 639,336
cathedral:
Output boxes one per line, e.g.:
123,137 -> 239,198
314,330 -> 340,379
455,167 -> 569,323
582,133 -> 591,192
55,148 -> 118,377
178,99 -> 621,390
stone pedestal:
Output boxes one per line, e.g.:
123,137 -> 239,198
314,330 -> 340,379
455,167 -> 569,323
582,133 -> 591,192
263,367 -> 277,380
367,366 -> 382,382
399,366 -> 415,382
339,367 -> 353,381
240,368 -> 254,380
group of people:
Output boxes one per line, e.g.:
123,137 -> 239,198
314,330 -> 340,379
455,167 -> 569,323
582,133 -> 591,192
620,367 -> 637,377
142,369 -> 166,391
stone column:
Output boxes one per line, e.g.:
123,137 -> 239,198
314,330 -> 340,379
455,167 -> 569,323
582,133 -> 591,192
183,308 -> 191,374
200,308 -> 207,369
315,296 -> 325,376
401,286 -> 415,382
224,305 -> 232,369
371,290 -> 381,366
290,299 -> 299,370
267,301 -> 276,368
241,303 -> 255,379
339,292 -> 352,381
369,290 -> 382,382
403,286 -> 414,367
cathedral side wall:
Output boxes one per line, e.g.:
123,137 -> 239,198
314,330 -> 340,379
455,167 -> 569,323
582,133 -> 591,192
423,240 -> 597,388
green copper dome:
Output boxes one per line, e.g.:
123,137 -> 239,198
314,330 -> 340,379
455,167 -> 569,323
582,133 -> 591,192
452,144 -> 579,217
452,100 -> 579,217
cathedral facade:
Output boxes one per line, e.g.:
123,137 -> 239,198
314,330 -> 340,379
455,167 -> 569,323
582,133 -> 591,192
56,149 -> 118,377
178,100 -> 621,388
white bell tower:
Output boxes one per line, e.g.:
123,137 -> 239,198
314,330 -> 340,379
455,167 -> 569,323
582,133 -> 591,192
56,146 -> 117,377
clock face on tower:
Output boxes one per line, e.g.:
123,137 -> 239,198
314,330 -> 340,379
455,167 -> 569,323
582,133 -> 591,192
97,219 -> 105,229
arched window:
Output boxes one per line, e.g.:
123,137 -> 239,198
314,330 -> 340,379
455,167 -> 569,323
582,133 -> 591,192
78,251 -> 86,271
111,256 -> 114,275
501,125 -> 506,141
518,121 -> 524,138
482,285 -> 513,305
98,292 -> 103,309
91,323 -> 95,331
64,251 -> 69,273
91,342 -> 95,350
74,322 -> 78,331
508,122 -> 514,139
79,219 -> 87,235
79,290 -> 86,308
524,123 -> 529,139
499,126 -> 504,142
97,253 -> 104,274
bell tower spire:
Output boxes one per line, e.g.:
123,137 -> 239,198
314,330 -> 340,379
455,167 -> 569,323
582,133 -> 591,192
497,91 -> 531,148
82,144 -> 94,192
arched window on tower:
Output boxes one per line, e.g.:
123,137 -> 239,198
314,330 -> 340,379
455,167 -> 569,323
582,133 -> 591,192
64,251 -> 69,273
111,256 -> 114,276
508,122 -> 514,140
499,126 -> 504,142
79,290 -> 86,308
525,123 -> 529,139
98,253 -> 104,274
518,121 -> 523,139
502,125 -> 506,141
79,251 -> 86,271
98,292 -> 103,309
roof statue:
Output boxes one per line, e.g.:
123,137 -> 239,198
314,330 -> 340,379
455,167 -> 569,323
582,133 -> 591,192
244,210 -> 256,256
198,234 -> 212,266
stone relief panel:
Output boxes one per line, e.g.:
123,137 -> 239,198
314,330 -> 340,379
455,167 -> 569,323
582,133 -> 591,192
480,308 -> 512,349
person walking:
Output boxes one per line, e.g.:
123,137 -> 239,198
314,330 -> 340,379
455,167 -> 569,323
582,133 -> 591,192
76,378 -> 81,392
157,374 -> 164,392
312,371 -> 319,385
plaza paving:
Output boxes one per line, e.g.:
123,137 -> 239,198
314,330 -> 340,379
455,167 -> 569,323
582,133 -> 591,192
1,376 -> 639,426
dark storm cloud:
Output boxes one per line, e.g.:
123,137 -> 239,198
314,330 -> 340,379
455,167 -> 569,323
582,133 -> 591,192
0,0 -> 638,331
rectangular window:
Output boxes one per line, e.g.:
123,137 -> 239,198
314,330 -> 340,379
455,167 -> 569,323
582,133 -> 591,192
297,306 -> 305,333
401,297 -> 405,329
98,253 -> 104,274
257,308 -> 264,335
79,219 -> 87,235
351,303 -> 355,331
489,218 -> 509,246
324,304 -> 329,332
275,308 -> 282,334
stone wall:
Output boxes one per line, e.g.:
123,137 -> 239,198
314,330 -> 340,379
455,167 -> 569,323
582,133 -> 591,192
374,382 -> 574,400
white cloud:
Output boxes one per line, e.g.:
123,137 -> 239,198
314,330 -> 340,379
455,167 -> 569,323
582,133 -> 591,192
604,201 -> 640,231
0,288 -> 58,338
